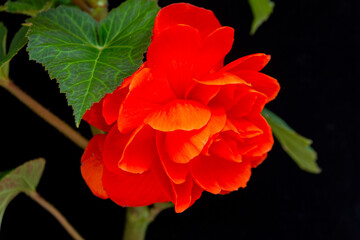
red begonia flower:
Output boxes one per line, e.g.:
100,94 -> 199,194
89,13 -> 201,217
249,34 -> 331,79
81,3 -> 280,213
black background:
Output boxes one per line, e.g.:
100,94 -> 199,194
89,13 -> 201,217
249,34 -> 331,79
0,0 -> 359,239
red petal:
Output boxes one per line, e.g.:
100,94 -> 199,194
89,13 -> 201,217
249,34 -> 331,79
156,132 -> 189,184
103,125 -> 132,174
148,24 -> 201,98
186,83 -> 220,106
227,88 -> 267,119
145,99 -> 211,132
195,72 -> 250,86
230,70 -> 280,102
118,68 -> 176,133
81,134 -> 108,199
221,53 -> 271,72
102,167 -> 169,207
83,99 -> 111,132
195,27 -> 234,78
228,118 -> 263,138
164,108 -> 227,163
208,137 -> 242,163
243,115 -> 274,156
151,155 -> 203,212
118,125 -> 156,174
189,155 -> 252,194
102,87 -> 128,126
153,3 -> 221,40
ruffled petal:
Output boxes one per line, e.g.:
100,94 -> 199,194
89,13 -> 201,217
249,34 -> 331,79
195,72 -> 250,86
186,84 -> 220,106
118,68 -> 176,133
102,167 -> 169,207
102,86 -> 128,126
118,125 -> 156,174
151,156 -> 203,213
189,155 -> 252,194
153,3 -> 221,40
208,137 -> 242,163
164,108 -> 227,163
103,125 -> 132,174
227,88 -> 267,119
156,132 -> 189,184
243,115 -> 274,157
83,99 -> 111,132
146,99 -> 211,132
148,24 -> 201,98
80,134 -> 108,199
221,53 -> 271,72
195,26 -> 234,77
230,70 -> 280,102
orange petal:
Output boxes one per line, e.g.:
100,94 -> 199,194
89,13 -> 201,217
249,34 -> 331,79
221,53 -> 271,72
195,72 -> 250,86
153,3 -> 221,40
186,83 -> 220,106
227,89 -> 267,119
81,134 -> 108,199
102,167 -> 169,207
230,70 -> 280,102
156,132 -> 189,184
189,155 -> 252,194
208,137 -> 242,163
243,115 -> 274,157
118,125 -> 156,174
83,99 -> 111,132
148,24 -> 201,98
164,108 -> 227,163
151,155 -> 203,212
118,68 -> 176,133
146,99 -> 211,132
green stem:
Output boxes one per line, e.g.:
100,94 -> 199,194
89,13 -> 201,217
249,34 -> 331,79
123,207 -> 149,240
123,203 -> 173,240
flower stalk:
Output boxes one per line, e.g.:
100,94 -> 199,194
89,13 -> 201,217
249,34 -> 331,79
27,191 -> 84,240
123,203 -> 173,240
0,80 -> 89,149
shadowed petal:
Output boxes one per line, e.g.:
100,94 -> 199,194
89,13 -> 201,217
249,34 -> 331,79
102,167 -> 169,207
81,134 -> 108,199
189,155 -> 252,194
118,125 -> 156,174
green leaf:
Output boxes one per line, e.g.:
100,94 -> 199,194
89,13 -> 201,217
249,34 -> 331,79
27,0 -> 160,126
0,26 -> 28,70
262,108 -> 321,174
0,22 -> 9,80
248,0 -> 274,35
0,0 -> 54,17
0,158 -> 46,228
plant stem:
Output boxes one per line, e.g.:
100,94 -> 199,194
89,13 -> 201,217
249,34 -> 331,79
123,203 -> 173,240
0,80 -> 89,149
71,0 -> 92,13
27,191 -> 84,240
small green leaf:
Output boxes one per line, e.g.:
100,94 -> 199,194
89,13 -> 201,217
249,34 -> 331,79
0,0 -> 54,17
27,0 -> 160,126
0,26 -> 28,70
0,158 -> 46,228
262,108 -> 320,174
248,0 -> 274,35
0,22 -> 9,80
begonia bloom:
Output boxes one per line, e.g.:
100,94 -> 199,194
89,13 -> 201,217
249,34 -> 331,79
81,3 -> 280,213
